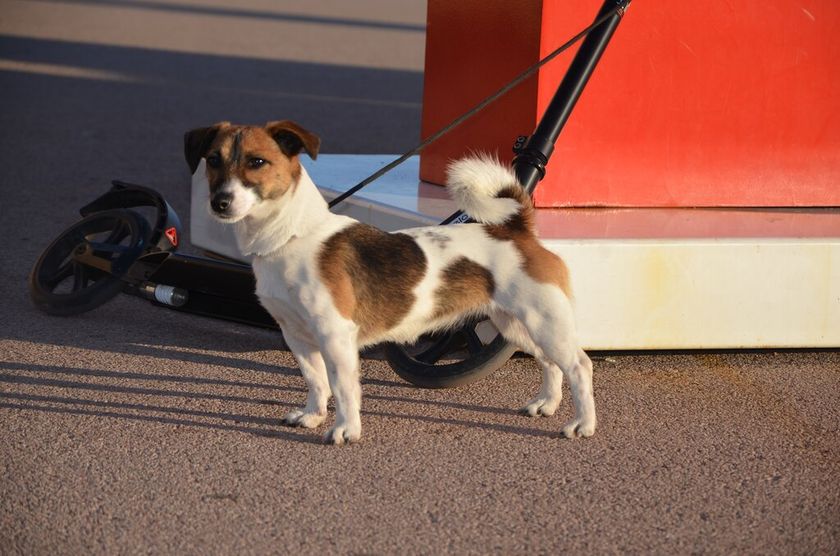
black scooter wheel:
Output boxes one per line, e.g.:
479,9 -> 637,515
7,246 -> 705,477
384,320 -> 517,388
29,209 -> 148,316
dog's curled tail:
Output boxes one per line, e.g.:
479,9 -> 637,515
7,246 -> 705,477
446,155 -> 535,230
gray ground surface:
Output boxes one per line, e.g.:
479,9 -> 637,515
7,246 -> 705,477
1,1 -> 838,554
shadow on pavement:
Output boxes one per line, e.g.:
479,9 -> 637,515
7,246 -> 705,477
0,34 -> 423,252
0,398 -> 321,443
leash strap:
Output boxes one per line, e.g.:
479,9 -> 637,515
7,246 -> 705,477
328,0 -> 630,209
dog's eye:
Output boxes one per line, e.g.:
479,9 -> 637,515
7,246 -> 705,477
247,158 -> 266,169
206,153 -> 222,168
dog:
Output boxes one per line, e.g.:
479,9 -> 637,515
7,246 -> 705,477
184,120 -> 596,445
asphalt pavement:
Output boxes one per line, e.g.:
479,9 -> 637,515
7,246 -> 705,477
1,1 -> 838,554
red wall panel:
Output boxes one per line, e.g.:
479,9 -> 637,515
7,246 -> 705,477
420,1 -> 840,207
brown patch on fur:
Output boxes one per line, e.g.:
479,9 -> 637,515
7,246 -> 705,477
184,120 -> 321,200
184,122 -> 229,173
432,257 -> 495,320
318,223 -> 427,342
265,120 -> 320,160
205,126 -> 303,200
493,186 -> 535,232
516,237 -> 571,297
484,188 -> 571,297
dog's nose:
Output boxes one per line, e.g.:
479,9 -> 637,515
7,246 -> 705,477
211,193 -> 233,213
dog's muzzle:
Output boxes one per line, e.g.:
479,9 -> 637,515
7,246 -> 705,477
211,192 -> 233,215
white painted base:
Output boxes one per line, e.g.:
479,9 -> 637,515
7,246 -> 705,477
190,155 -> 840,349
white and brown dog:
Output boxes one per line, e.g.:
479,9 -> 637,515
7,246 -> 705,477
184,120 -> 596,445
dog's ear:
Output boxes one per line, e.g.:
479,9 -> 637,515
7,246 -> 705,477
265,120 -> 320,160
183,122 -> 227,174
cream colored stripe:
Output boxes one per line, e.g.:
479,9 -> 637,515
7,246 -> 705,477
0,59 -> 139,82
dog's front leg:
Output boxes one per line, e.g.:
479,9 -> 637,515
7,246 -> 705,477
280,330 -> 330,429
318,328 -> 362,446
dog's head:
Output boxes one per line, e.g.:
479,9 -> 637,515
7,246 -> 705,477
184,120 -> 320,222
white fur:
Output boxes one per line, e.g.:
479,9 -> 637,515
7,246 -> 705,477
208,177 -> 259,223
446,154 -> 521,224
233,167 -> 335,257
211,155 -> 596,444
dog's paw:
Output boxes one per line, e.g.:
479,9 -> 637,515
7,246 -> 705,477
323,422 -> 361,446
281,409 -> 326,429
561,416 -> 597,438
519,396 -> 561,417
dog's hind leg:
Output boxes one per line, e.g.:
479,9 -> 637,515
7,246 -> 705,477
523,357 -> 565,417
526,299 -> 596,438
489,309 -> 563,417
500,287 -> 597,438
559,347 -> 596,438
280,330 -> 330,429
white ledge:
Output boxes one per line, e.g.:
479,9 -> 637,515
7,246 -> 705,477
190,154 -> 840,349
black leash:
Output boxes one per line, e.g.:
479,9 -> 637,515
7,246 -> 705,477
328,1 -> 630,209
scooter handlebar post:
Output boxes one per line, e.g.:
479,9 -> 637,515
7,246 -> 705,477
514,0 -> 630,194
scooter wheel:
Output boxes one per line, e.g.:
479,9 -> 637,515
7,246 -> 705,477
29,209 -> 148,316
384,320 -> 517,388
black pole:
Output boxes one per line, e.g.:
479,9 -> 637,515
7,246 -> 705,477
514,0 -> 629,193
440,0 -> 629,225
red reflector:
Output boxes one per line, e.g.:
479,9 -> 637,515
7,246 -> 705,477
165,227 -> 178,247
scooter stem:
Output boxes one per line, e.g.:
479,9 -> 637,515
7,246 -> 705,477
513,0 -> 630,194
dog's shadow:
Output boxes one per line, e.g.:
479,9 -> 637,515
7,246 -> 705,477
5,297 -> 556,444
0,359 -> 322,443
0,358 -> 557,444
